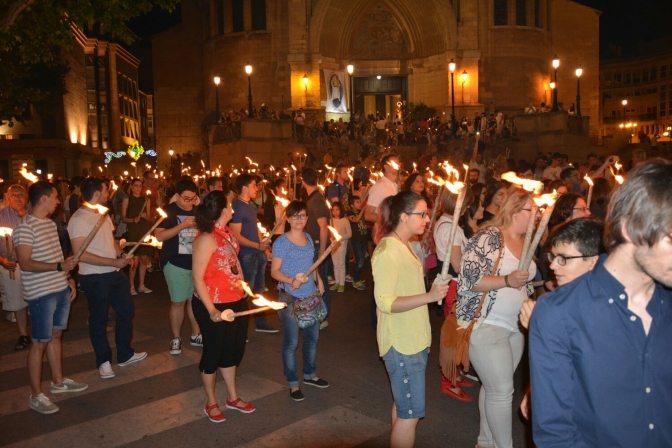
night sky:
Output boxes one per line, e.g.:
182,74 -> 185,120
127,1 -> 672,57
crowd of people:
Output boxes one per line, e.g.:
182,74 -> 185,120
1,142 -> 670,447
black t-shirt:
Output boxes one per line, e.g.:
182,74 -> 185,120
305,190 -> 330,243
347,211 -> 368,242
158,201 -> 197,270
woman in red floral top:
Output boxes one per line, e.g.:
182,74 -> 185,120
192,191 -> 254,423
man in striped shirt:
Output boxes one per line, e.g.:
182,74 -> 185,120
14,181 -> 86,414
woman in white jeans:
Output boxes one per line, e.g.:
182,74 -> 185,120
456,188 -> 537,448
329,202 -> 351,292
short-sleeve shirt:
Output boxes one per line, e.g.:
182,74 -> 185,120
305,190 -> 330,243
231,198 -> 261,257
367,176 -> 399,211
348,212 -> 368,242
13,215 -> 68,301
67,207 -> 117,275
272,233 -> 318,299
158,201 -> 198,270
327,181 -> 348,204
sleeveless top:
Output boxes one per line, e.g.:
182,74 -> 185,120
194,223 -> 245,304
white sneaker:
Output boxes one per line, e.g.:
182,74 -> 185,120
99,361 -> 115,379
170,337 -> 182,355
130,287 -> 137,296
29,393 -> 59,414
50,378 -> 88,394
118,352 -> 148,367
138,285 -> 152,294
345,275 -> 353,283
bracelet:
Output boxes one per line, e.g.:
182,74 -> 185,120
504,275 -> 511,288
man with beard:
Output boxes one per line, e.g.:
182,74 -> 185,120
529,160 -> 672,447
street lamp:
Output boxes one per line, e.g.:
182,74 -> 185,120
213,76 -> 221,120
347,63 -> 354,138
302,74 -> 308,93
552,55 -> 560,111
575,68 -> 582,117
449,59 -> 456,117
622,99 -> 627,124
461,70 -> 468,104
245,62 -> 253,118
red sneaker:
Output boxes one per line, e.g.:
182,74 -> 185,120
225,397 -> 256,414
441,386 -> 473,402
204,403 -> 226,423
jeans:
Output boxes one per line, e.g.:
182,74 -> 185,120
239,251 -> 269,327
80,271 -> 136,368
313,243 -> 331,319
351,240 -> 367,282
469,323 -> 525,448
27,287 -> 71,342
278,300 -> 320,388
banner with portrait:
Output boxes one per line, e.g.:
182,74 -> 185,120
323,69 -> 350,113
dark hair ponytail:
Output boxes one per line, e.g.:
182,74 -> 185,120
195,190 -> 227,233
375,191 -> 423,244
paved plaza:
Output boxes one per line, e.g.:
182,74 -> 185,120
0,266 -> 532,447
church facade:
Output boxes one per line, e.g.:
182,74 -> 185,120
152,0 -> 600,164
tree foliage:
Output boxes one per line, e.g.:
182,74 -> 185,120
0,0 -> 178,126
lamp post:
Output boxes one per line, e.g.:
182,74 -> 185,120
302,74 -> 308,94
214,76 -> 221,120
245,62 -> 253,118
347,63 -> 354,138
461,70 -> 468,104
551,55 -> 560,111
575,68 -> 582,117
449,59 -> 456,117
622,99 -> 627,124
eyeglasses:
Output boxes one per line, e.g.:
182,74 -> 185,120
289,214 -> 308,220
546,253 -> 596,266
408,212 -> 429,219
180,195 -> 198,203
573,207 -> 589,213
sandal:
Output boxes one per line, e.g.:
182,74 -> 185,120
441,386 -> 473,402
225,397 -> 256,413
204,403 -> 226,423
15,335 -> 31,351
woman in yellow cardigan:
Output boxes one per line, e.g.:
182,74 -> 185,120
372,191 -> 449,448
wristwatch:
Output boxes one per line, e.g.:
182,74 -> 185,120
56,262 -> 62,272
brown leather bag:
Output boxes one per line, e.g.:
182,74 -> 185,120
439,236 -> 504,384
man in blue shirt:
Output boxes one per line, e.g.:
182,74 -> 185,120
529,159 -> 672,447
326,164 -> 349,205
230,174 -> 278,333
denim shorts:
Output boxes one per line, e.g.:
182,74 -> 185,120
27,287 -> 71,342
164,262 -> 194,303
382,346 -> 429,419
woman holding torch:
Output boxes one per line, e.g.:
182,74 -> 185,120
372,191 -> 450,448
121,179 -> 153,295
192,191 -> 255,423
455,187 -> 535,448
270,200 -> 329,402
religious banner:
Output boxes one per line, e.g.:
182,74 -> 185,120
323,69 -> 350,113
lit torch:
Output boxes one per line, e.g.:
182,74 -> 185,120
0,227 -> 16,279
520,192 -> 558,271
125,208 -> 168,259
584,175 -> 594,208
218,281 -> 287,321
73,203 -> 110,260
298,226 -> 342,281
19,167 -> 39,184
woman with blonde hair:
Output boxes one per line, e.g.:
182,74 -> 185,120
455,187 -> 536,448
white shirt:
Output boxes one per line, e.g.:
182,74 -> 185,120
433,215 -> 466,262
484,245 -> 536,332
68,207 -> 118,275
368,176 -> 399,211
542,166 -> 562,181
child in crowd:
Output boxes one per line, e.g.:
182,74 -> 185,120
329,202 -> 351,293
347,195 -> 368,290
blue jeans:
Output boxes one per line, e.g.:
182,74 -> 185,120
313,243 -> 332,319
278,300 -> 320,388
80,271 -> 135,368
239,251 -> 269,327
351,240 -> 367,282
28,287 -> 71,342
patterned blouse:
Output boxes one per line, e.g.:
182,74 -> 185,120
456,227 -> 533,330
194,223 -> 245,304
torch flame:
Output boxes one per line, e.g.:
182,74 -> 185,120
614,175 -> 624,185
327,226 -> 342,241
325,200 -> 332,209
427,178 -> 444,186
142,235 -> 163,249
146,190 -> 152,196
444,181 -> 464,195
239,281 -> 255,298
98,166 -> 103,173
291,164 -> 297,171
614,162 -> 622,171
0,227 -> 13,237
584,175 -> 594,186
82,202 -> 109,214
156,208 -> 168,219
252,297 -> 286,310
501,172 -> 543,195
463,164 -> 469,172
272,193 -> 290,207
19,167 -> 39,183
257,222 -> 270,238
533,191 -> 558,207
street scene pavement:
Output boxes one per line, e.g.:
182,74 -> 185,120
0,264 -> 531,447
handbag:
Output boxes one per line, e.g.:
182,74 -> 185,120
439,230 -> 504,385
279,278 -> 327,329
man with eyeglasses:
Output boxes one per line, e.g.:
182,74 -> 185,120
155,178 -> 203,355
528,160 -> 672,447
560,167 -> 583,194
0,184 -> 31,350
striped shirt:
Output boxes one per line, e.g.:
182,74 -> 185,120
13,214 -> 67,301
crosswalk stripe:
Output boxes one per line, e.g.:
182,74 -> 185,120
0,331 -> 152,373
7,373 -> 286,448
234,405 -> 389,448
0,350 -> 200,417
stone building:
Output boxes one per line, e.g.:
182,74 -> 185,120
0,27 -> 144,180
152,0 -> 600,167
